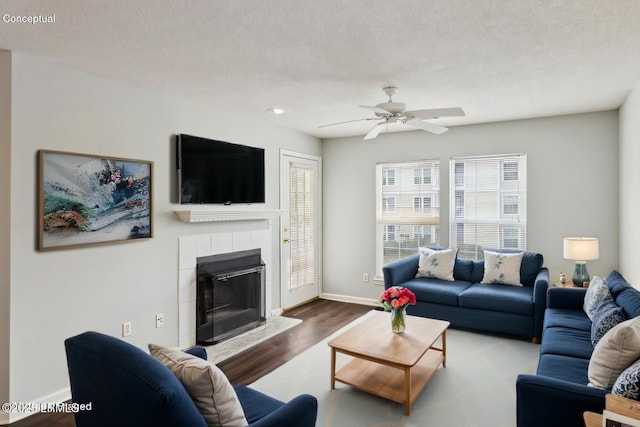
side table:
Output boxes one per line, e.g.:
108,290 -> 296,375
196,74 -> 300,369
552,281 -> 581,288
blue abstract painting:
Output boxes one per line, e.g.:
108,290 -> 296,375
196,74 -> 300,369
38,150 -> 153,250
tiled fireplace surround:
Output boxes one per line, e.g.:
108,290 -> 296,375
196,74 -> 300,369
178,225 -> 273,348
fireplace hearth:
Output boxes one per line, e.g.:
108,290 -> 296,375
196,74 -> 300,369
196,248 -> 266,345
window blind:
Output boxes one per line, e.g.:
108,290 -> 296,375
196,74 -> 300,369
289,162 -> 316,290
449,153 -> 527,260
376,160 -> 440,271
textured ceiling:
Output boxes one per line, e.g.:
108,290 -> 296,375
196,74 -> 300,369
1,0 -> 640,139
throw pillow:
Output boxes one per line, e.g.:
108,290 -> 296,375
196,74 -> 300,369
588,317 -> 640,389
148,344 -> 247,427
416,247 -> 457,281
583,276 -> 611,321
481,251 -> 524,286
591,297 -> 627,346
612,359 -> 640,400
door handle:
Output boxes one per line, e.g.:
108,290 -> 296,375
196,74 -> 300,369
283,238 -> 290,243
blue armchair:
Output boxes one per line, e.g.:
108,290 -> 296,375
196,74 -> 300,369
64,331 -> 317,427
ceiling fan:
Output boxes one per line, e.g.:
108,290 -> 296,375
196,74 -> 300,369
320,86 -> 465,140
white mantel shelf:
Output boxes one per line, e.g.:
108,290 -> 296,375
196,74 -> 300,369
174,208 -> 283,223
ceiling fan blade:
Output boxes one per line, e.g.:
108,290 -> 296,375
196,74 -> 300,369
359,105 -> 391,116
404,118 -> 449,135
364,122 -> 385,140
406,107 -> 465,120
318,117 -> 377,128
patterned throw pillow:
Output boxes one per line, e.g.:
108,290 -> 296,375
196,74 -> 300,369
481,251 -> 524,286
591,297 -> 627,346
613,359 -> 640,400
416,248 -> 457,281
584,276 -> 611,321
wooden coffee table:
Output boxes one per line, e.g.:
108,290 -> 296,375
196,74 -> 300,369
328,310 -> 449,415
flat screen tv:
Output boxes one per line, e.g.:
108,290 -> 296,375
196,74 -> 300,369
177,134 -> 265,204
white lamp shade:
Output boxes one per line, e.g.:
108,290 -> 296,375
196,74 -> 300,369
563,237 -> 599,261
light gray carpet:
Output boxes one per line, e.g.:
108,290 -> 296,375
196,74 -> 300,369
205,315 -> 302,364
250,311 -> 539,427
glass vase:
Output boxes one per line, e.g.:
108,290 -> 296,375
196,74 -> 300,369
391,307 -> 407,333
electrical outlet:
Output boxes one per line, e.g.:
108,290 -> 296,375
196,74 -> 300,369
156,313 -> 164,328
122,321 -> 132,337
363,273 -> 369,282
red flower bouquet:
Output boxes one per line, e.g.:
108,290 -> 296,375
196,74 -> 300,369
380,286 -> 416,333
379,286 -> 416,310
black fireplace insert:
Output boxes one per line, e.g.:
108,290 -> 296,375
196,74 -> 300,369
196,248 -> 266,345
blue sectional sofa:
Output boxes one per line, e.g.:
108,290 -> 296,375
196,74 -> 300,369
382,249 -> 549,341
516,270 -> 640,427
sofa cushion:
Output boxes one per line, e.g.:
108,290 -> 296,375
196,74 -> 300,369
612,359 -> 640,401
481,251 -> 524,286
588,317 -> 640,389
416,247 -> 456,281
537,353 -> 591,385
607,270 -> 634,297
458,283 -> 533,315
149,344 -> 248,427
591,298 -> 626,346
453,258 -> 474,282
401,278 -> 472,306
543,308 -> 592,333
583,276 -> 611,321
540,326 -> 594,359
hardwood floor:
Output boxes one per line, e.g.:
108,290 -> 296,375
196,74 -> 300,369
12,299 -> 372,427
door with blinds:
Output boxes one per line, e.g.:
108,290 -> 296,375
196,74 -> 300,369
280,151 -> 321,310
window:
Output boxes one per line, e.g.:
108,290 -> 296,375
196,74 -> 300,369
383,196 -> 396,213
449,154 -> 527,260
382,169 -> 396,186
376,160 -> 440,274
503,161 -> 518,181
413,196 -> 432,213
502,227 -> 521,248
503,195 -> 519,215
414,167 -> 432,185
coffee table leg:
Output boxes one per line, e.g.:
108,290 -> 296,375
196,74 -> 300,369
442,330 -> 447,368
330,347 -> 336,390
405,367 -> 411,415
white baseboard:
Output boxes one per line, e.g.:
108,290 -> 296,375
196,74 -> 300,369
0,387 -> 71,425
320,293 -> 379,307
270,308 -> 283,316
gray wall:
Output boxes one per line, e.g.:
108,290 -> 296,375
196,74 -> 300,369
322,111 -> 620,301
0,51 -> 11,422
5,52 -> 320,412
620,82 -> 640,284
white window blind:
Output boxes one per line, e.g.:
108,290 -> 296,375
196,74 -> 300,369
376,160 -> 440,273
289,163 -> 316,289
449,153 -> 526,260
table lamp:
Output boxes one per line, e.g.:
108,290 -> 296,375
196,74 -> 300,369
563,237 -> 599,287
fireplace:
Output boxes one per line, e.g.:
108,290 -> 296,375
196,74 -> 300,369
196,248 -> 266,345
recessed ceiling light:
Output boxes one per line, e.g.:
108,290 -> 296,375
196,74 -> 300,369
267,107 -> 286,115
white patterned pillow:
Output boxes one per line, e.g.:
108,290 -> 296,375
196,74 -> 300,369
416,248 -> 457,281
613,359 -> 640,400
481,251 -> 524,286
583,276 -> 611,321
588,317 -> 640,389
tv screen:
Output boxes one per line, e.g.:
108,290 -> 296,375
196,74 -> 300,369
177,134 -> 265,204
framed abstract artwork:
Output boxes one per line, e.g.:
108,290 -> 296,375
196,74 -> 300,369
38,150 -> 153,251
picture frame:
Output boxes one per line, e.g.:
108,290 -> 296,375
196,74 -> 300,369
38,150 -> 153,251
